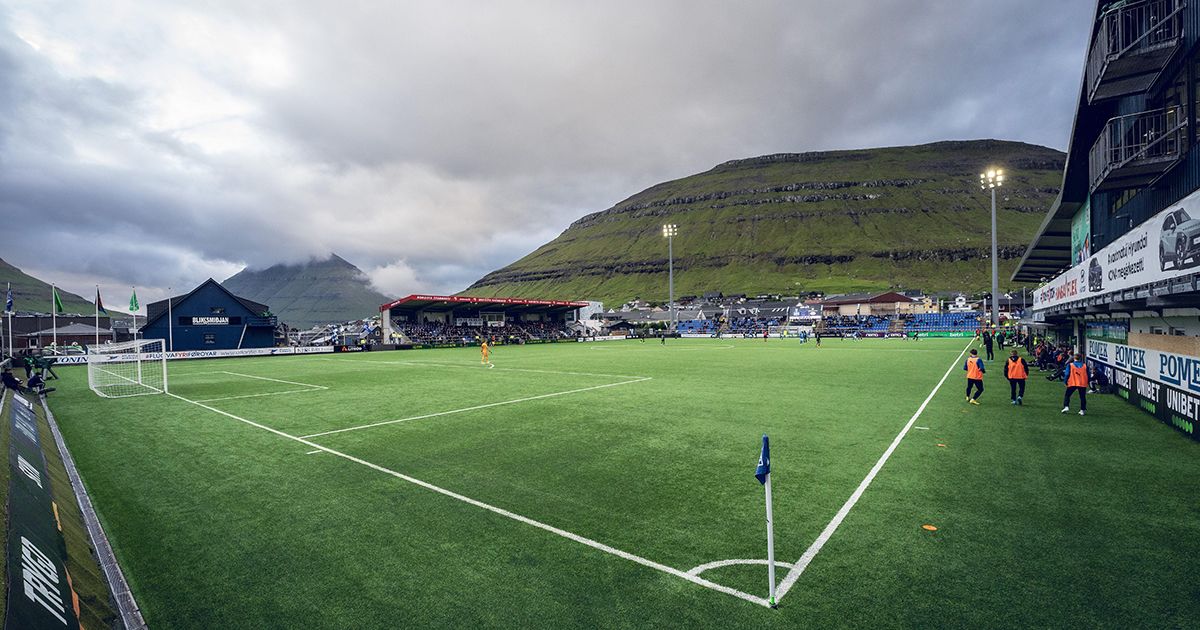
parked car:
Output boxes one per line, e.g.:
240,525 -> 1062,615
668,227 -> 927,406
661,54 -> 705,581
1088,257 -> 1103,292
1159,207 -> 1200,270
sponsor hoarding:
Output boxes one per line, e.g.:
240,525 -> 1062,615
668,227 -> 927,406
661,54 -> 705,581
53,345 -> 337,365
1034,187 -> 1200,310
1087,338 -> 1200,441
1071,201 -> 1091,266
6,393 -> 83,629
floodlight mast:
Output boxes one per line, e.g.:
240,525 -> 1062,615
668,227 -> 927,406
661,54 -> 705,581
980,169 -> 1004,328
662,224 -> 678,330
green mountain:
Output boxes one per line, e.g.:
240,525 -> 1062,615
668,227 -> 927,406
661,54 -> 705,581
222,254 -> 393,328
463,140 -> 1063,304
0,258 -> 103,315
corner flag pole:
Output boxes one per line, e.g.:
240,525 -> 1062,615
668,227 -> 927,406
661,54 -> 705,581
755,434 -> 777,607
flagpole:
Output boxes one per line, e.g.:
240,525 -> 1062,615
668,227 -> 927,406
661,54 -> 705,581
765,470 -> 777,607
95,285 -> 100,347
167,287 -> 173,351
52,284 -> 57,350
5,282 -> 11,357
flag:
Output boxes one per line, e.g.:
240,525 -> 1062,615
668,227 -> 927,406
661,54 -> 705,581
4,283 -> 11,313
129,288 -> 139,312
755,434 -> 771,485
96,288 -> 107,314
53,286 -> 64,314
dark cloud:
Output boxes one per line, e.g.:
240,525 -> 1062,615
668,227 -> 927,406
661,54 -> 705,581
0,1 -> 1093,306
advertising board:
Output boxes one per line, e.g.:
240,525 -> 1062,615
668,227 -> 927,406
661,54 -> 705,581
1034,187 -> 1200,310
52,345 -> 337,365
1087,338 -> 1200,441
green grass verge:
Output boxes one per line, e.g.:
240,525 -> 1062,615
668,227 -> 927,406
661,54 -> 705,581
42,339 -> 1200,628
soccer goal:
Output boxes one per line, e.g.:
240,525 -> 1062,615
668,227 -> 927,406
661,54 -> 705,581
87,339 -> 169,398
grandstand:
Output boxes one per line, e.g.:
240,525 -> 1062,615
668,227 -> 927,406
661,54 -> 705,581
902,312 -> 983,334
380,295 -> 587,346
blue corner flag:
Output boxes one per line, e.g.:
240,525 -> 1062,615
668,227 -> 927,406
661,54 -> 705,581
755,434 -> 771,484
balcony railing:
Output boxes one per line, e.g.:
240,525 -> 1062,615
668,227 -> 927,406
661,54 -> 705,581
1089,106 -> 1188,191
1086,0 -> 1185,103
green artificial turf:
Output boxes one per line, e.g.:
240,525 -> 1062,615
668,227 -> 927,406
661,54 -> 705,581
45,339 -> 1200,628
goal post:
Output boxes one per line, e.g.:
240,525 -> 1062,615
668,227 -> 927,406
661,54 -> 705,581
87,339 -> 169,398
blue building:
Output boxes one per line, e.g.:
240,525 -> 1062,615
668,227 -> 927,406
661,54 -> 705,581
139,279 -> 278,351
1016,0 -> 1200,441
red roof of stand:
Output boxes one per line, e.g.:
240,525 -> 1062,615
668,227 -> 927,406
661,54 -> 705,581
381,294 -> 589,312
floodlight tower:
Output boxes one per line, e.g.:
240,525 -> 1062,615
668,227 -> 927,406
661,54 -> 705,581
663,223 -> 678,329
980,169 -> 1004,328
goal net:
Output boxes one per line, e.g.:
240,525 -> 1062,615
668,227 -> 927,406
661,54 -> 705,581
87,339 -> 169,398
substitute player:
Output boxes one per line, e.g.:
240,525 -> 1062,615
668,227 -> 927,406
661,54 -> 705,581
1062,353 -> 1088,415
964,348 -> 985,405
481,339 -> 493,368
1005,349 -> 1028,405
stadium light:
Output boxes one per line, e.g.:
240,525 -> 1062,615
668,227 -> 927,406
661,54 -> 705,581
979,168 -> 1003,328
663,224 -> 678,329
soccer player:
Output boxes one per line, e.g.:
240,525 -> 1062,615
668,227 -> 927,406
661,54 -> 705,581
982,330 -> 995,360
481,339 -> 493,368
814,331 -> 821,348
1005,349 -> 1028,405
1062,353 -> 1088,415
964,348 -> 985,405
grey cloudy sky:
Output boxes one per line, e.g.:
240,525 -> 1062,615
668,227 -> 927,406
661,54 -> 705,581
0,0 -> 1093,306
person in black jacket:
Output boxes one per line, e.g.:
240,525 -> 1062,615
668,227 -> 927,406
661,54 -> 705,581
1004,350 -> 1030,405
1,368 -> 21,390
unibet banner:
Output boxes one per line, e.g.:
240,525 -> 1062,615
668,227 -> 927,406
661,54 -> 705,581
5,394 -> 82,629
1087,338 -> 1200,441
1034,185 -> 1200,310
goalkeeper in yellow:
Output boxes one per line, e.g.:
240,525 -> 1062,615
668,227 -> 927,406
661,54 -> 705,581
481,339 -> 493,368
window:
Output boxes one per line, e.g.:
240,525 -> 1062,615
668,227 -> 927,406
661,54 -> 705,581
211,307 -> 226,315
204,333 -> 216,344
1109,188 -> 1139,216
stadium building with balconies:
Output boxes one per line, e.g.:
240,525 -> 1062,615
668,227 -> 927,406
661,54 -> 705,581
1015,0 -> 1200,441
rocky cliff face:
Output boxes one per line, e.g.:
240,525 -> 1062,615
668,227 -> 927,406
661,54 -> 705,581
464,140 -> 1063,304
223,254 -> 392,328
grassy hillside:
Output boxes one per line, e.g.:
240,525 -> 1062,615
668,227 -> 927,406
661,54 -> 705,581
463,140 -> 1062,304
223,254 -> 393,328
0,258 -> 101,315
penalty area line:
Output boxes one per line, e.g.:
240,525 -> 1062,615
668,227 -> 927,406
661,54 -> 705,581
774,340 -> 973,602
299,377 -> 652,439
165,392 -> 769,608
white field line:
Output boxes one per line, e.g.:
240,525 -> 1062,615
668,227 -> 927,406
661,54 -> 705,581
193,389 -> 326,404
311,357 -> 650,381
305,450 -> 322,455
220,371 -> 329,390
184,371 -> 326,403
166,392 -> 768,608
687,558 -> 795,576
774,340 -> 973,602
299,377 -> 652,439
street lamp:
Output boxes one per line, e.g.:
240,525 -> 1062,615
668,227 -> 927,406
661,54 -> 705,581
980,169 -> 1004,328
662,223 -> 678,329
